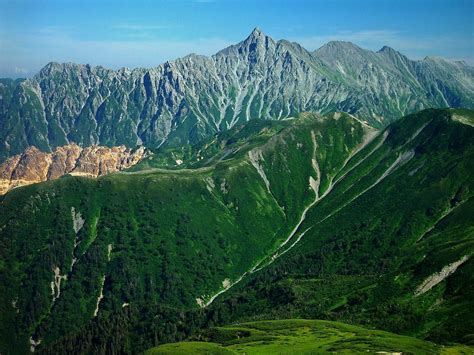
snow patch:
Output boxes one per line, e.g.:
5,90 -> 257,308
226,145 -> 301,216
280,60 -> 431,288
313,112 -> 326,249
310,131 -> 321,198
309,176 -> 318,193
378,150 -> 415,182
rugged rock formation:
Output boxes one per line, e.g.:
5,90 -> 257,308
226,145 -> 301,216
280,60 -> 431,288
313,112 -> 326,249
0,144 -> 146,194
0,28 -> 473,162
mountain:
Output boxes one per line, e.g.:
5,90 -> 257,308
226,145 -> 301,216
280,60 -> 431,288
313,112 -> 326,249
0,144 -> 146,195
201,108 -> 474,346
1,28 -> 473,162
0,108 -> 472,354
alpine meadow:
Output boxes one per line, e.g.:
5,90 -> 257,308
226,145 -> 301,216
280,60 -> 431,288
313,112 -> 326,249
0,1 -> 473,354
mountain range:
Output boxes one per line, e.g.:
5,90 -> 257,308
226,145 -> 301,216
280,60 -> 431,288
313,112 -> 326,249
1,28 -> 473,163
0,28 -> 473,355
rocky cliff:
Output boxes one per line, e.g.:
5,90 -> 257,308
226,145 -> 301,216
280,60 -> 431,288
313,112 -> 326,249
0,144 -> 146,194
1,28 -> 473,162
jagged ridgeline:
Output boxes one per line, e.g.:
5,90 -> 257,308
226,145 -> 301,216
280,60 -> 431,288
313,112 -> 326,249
0,108 -> 473,354
1,28 -> 474,162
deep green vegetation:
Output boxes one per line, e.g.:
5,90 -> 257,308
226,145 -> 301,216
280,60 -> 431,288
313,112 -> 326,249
146,319 -> 473,354
0,108 -> 472,354
202,108 -> 474,345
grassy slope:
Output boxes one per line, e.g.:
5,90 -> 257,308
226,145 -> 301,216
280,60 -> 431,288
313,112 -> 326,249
0,108 -> 472,354
146,319 -> 473,354
0,112 -> 368,354
204,108 -> 474,345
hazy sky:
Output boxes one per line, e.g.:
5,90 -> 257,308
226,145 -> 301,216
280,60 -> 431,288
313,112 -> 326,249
1,0 -> 473,77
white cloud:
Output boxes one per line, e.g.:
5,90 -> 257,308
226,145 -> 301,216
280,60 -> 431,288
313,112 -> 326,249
14,66 -> 28,74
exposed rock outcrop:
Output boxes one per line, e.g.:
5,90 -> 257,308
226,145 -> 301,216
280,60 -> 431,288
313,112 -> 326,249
0,144 -> 146,194
1,28 -> 473,162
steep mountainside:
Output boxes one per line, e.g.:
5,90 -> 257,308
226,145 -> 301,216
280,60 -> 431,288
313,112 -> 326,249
0,144 -> 146,195
201,108 -> 474,345
0,108 -> 472,354
1,28 -> 473,162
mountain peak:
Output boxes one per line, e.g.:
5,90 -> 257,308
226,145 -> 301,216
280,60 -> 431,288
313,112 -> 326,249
245,27 -> 267,43
216,27 -> 275,57
379,45 -> 394,52
249,27 -> 264,38
317,40 -> 363,52
378,45 -> 399,56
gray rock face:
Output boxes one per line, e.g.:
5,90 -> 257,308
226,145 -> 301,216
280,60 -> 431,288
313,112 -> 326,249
1,28 -> 473,161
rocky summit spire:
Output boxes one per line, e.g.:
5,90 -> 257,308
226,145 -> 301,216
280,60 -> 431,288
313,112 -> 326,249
243,27 -> 269,45
241,27 -> 275,53
249,27 -> 263,38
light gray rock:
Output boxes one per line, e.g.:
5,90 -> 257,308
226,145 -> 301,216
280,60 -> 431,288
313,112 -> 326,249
1,28 -> 473,162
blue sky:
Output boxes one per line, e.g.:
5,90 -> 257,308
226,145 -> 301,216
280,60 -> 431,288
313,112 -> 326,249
1,0 -> 473,77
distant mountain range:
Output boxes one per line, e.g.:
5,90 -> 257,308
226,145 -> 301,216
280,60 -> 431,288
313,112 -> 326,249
1,28 -> 473,162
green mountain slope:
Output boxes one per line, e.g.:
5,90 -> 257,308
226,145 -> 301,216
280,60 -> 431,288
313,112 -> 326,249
0,111 -> 370,354
203,108 -> 474,345
145,319 -> 473,354
0,108 -> 472,354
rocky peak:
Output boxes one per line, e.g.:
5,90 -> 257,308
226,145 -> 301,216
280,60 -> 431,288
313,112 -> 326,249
316,40 -> 364,54
1,30 -> 473,164
377,45 -> 404,60
216,27 -> 276,59
247,27 -> 264,40
242,27 -> 274,49
378,45 -> 397,53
